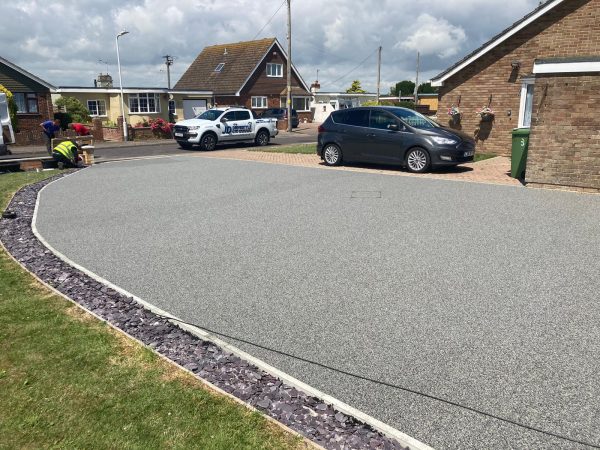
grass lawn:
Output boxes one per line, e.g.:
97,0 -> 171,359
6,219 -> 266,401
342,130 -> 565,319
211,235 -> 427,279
250,144 -> 316,154
474,153 -> 497,162
0,171 -> 305,449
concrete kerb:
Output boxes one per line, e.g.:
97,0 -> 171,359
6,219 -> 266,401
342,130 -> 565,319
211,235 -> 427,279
30,171 -> 433,450
0,238 -> 322,450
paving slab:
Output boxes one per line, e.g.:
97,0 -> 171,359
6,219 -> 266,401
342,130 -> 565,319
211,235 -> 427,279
35,156 -> 600,449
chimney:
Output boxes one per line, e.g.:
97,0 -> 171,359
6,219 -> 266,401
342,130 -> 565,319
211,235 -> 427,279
97,73 -> 113,88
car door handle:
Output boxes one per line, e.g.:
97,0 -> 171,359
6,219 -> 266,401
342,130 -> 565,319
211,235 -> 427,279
366,133 -> 376,138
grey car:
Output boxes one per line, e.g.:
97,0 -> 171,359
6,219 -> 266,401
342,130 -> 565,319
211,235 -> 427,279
317,106 -> 475,172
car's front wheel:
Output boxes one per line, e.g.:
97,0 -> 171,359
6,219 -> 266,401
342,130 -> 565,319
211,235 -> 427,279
200,133 -> 217,151
255,129 -> 270,146
323,143 -> 342,166
405,147 -> 430,173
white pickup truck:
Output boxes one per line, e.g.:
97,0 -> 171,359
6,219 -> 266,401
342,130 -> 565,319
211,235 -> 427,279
173,107 -> 278,150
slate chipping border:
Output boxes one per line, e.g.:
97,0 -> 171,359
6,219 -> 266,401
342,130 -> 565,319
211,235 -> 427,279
0,171 -> 413,450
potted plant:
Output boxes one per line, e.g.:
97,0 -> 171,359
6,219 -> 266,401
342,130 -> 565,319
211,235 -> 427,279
447,105 -> 461,125
477,106 -> 495,122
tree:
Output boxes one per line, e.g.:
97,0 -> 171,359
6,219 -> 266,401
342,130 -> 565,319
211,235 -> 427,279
0,84 -> 19,130
346,80 -> 366,94
54,96 -> 91,123
418,82 -> 438,94
390,80 -> 438,97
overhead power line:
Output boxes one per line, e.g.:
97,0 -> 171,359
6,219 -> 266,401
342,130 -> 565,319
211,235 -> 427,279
325,47 -> 379,87
252,0 -> 286,40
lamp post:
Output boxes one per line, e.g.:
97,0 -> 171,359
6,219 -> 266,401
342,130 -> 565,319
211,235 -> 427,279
116,30 -> 129,141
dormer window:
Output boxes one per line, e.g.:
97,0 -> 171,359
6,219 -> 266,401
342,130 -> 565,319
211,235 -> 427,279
214,63 -> 225,72
266,63 -> 283,77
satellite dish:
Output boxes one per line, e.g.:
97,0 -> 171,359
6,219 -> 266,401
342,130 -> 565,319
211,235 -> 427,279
168,93 -> 174,100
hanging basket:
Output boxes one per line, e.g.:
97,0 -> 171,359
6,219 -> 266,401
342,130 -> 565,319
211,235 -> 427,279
479,112 -> 495,122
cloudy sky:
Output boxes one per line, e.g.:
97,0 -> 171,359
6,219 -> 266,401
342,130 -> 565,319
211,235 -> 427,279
1,0 -> 542,93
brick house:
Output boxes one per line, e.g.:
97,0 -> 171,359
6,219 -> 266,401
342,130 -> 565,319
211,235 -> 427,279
0,56 -> 55,142
175,38 -> 312,122
431,0 -> 600,191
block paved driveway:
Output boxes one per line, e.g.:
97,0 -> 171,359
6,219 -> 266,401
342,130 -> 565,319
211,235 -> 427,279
36,156 -> 600,449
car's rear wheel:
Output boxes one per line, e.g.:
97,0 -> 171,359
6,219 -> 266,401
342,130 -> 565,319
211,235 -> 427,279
323,143 -> 342,166
406,147 -> 430,173
255,129 -> 270,146
178,141 -> 193,150
200,133 -> 217,151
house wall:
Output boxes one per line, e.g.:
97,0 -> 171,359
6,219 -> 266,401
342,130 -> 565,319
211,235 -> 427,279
526,73 -> 600,191
438,0 -> 600,155
214,50 -> 312,121
0,62 -> 53,136
418,96 -> 439,113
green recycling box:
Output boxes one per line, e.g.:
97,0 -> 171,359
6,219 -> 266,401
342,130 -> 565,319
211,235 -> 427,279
511,128 -> 530,179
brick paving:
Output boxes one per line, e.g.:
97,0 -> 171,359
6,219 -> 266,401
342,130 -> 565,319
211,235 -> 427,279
193,149 -> 522,187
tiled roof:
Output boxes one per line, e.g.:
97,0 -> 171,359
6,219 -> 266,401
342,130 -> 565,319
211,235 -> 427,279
175,38 -> 276,94
431,0 -> 566,85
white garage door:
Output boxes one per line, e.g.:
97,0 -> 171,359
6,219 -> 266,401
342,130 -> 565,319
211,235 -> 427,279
183,99 -> 207,119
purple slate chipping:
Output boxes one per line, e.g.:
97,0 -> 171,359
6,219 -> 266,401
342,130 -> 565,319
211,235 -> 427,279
0,172 -> 408,450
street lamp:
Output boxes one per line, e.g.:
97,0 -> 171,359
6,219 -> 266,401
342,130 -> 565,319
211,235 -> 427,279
116,30 -> 129,141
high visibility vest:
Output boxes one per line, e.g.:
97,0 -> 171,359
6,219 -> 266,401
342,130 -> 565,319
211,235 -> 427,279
53,141 -> 77,160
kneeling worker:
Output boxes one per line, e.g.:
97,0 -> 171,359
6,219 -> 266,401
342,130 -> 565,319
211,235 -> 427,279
52,140 -> 81,169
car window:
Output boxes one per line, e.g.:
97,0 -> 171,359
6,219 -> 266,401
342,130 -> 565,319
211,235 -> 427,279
235,111 -> 251,120
389,108 -> 437,129
221,111 -> 236,121
345,109 -> 369,127
196,109 -> 225,121
369,110 -> 398,130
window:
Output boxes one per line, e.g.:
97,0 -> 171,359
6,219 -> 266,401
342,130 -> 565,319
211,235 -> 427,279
332,109 -> 369,127
369,110 -> 398,130
214,63 -> 225,72
168,100 -> 176,116
518,81 -> 535,128
235,110 -> 251,121
87,99 -> 107,116
292,97 -> 310,112
389,108 -> 436,129
266,63 -> 283,77
13,93 -> 38,113
251,96 -> 268,109
129,93 -> 160,113
221,111 -> 236,122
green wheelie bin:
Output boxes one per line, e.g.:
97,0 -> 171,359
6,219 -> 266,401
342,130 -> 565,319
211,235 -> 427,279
511,128 -> 530,179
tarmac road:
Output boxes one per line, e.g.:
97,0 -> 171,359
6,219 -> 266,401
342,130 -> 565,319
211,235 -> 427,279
36,156 -> 600,449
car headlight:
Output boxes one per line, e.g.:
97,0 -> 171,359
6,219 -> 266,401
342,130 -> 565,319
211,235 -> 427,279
187,126 -> 201,131
431,136 -> 458,145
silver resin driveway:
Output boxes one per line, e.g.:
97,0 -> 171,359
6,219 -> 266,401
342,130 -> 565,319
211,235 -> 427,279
36,156 -> 600,449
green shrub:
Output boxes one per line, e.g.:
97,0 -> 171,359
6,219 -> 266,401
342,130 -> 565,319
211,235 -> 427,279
0,84 -> 19,131
54,96 -> 91,123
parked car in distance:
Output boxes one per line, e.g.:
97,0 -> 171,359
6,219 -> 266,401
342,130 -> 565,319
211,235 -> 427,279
259,108 -> 299,128
173,107 -> 278,150
317,106 -> 476,173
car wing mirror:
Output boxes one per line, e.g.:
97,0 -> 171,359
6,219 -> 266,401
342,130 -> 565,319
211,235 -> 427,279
388,124 -> 399,131
220,117 -> 228,123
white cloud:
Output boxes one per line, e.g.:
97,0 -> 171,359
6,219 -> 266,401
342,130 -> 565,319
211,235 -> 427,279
0,0 -> 542,91
396,14 -> 466,59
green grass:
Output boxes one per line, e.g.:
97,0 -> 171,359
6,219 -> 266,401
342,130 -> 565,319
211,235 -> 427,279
250,144 -> 316,154
474,153 -> 497,162
0,171 -> 305,450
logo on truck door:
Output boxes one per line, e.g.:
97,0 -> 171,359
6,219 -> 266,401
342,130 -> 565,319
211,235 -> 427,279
224,123 -> 252,134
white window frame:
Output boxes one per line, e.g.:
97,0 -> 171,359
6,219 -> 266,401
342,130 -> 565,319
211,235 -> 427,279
87,99 -> 107,117
214,62 -> 225,72
251,96 -> 268,109
266,63 -> 283,78
280,96 -> 311,112
518,78 -> 535,128
128,93 -> 161,114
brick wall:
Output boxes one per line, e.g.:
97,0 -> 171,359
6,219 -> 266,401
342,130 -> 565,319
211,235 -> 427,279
13,92 -> 53,142
438,0 -> 600,155
526,74 -> 600,190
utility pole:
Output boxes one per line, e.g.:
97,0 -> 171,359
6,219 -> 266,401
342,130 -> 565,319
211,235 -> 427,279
163,55 -> 174,89
376,46 -> 382,104
414,51 -> 420,105
286,0 -> 292,132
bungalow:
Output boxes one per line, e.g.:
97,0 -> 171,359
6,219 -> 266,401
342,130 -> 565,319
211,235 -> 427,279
0,56 -> 55,137
175,38 -> 312,122
53,76 -> 212,127
431,0 -> 600,191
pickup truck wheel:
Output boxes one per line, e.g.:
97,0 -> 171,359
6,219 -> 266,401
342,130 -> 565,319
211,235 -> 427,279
255,129 -> 270,147
177,141 -> 193,150
200,133 -> 217,151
